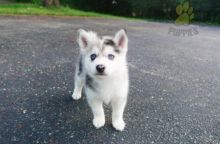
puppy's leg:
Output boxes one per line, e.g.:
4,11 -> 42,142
72,72 -> 84,100
111,97 -> 127,131
87,97 -> 105,129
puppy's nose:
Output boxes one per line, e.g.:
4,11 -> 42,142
96,65 -> 105,73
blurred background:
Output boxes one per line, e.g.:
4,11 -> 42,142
1,0 -> 220,24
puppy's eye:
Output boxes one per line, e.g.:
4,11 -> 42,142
108,54 -> 115,60
90,54 -> 97,61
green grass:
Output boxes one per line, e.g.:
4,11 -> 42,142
1,3 -> 218,25
0,3 -> 120,18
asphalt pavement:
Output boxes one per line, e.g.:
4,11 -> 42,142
0,16 -> 220,144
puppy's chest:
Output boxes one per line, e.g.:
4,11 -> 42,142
95,80 -> 121,103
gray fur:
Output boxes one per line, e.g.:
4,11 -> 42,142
78,56 -> 83,75
104,39 -> 115,46
85,74 -> 96,91
104,39 -> 120,53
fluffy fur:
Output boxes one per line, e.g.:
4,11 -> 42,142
72,29 -> 129,131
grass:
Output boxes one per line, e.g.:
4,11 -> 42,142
0,3 -> 218,25
0,3 -> 121,18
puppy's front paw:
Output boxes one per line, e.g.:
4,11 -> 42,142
93,117 -> 105,129
112,119 -> 125,131
72,90 -> 81,100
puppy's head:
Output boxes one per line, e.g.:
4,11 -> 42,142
77,29 -> 128,78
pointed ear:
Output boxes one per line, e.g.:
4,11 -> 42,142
114,29 -> 128,52
77,29 -> 88,51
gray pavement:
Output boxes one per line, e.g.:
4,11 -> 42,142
0,16 -> 220,144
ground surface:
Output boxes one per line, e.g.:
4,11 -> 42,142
0,16 -> 220,144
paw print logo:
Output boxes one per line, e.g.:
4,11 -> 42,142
175,1 -> 194,25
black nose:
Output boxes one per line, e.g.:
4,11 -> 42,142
96,65 -> 105,73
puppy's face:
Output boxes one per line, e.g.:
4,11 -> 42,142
77,29 -> 128,78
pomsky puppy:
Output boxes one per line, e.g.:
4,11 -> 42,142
72,29 -> 129,131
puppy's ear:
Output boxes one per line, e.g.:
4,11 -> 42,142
77,29 -> 89,51
114,29 -> 128,52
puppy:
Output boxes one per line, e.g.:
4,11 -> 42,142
72,29 -> 129,131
